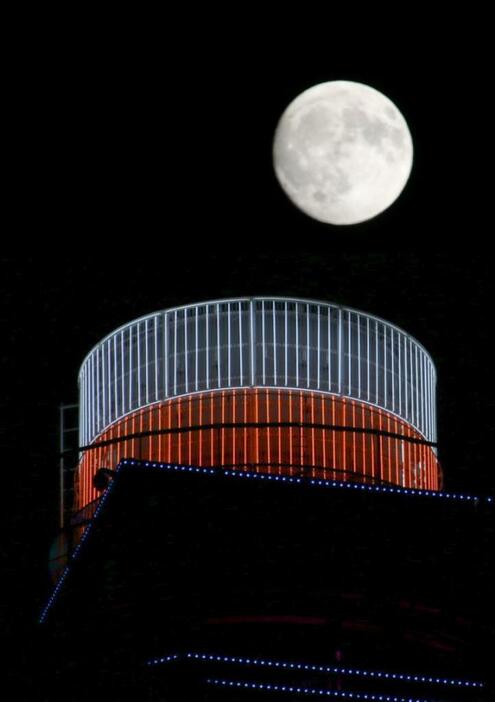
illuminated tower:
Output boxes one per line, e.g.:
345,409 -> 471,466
75,298 -> 441,514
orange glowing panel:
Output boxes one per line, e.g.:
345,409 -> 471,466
75,388 -> 440,512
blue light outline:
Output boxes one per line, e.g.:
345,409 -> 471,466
146,651 -> 484,689
120,459 -> 493,505
206,677 -> 433,701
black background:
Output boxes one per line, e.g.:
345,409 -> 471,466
3,18 -> 494,690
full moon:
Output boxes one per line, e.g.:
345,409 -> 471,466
273,81 -> 413,225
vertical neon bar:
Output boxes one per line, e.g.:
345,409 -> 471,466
188,395 -> 192,465
154,316 -> 159,401
173,311 -> 177,396
378,410 -> 385,480
120,330 -> 125,417
366,317 -> 370,402
145,318 -> 149,405
221,390 -> 225,467
255,389 -> 260,466
148,406 -> 152,458
317,306 -> 320,390
227,303 -> 231,388
299,391 -> 304,470
273,301 -> 277,386
348,312 -> 351,396
284,301 -> 288,387
357,314 -> 361,399
387,414 -> 392,484
278,390 -> 282,475
289,390 -> 293,474
243,389 -> 247,467
262,300 -> 266,385
322,394 -> 327,470
391,329 -> 395,414
306,303 -> 310,388
206,305 -> 210,390
184,309 -> 188,394
338,309 -> 342,395
341,400 -> 347,479
328,307 -> 332,392
249,300 -> 255,387
216,303 -> 221,388
361,404 -> 366,478
332,397 -> 336,476
383,325 -> 387,411
311,393 -> 315,476
375,320 -> 379,407
164,312 -> 168,399
102,344 -> 106,430
370,409 -> 376,482
177,397 -> 182,464
113,335 -> 118,425
137,322 -> 142,408
398,331 -> 402,416
295,303 -> 299,387
266,389 -> 271,469
96,345 -> 101,436
195,307 -> 199,392
238,301 -> 243,386
132,413 -> 136,460
232,388 -> 236,468
404,335 -> 408,422
352,401 -> 356,476
158,403 -> 163,462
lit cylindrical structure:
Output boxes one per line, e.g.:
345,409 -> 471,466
76,298 -> 440,512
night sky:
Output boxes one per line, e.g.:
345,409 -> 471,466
3,27 -> 494,683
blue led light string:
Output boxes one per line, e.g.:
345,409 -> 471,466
38,476 -> 118,624
120,459 -> 493,505
206,678 -> 434,701
145,652 -> 484,689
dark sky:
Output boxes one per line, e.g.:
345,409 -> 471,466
3,28 -> 494,664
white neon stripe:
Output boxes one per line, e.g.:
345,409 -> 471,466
102,344 -> 106,428
195,307 -> 199,392
284,302 -> 288,386
328,308 -> 331,391
137,323 -> 142,407
390,329 -> 395,412
348,311 -> 352,395
227,303 -> 231,387
317,305 -> 320,390
273,301 -> 277,385
120,330 -> 125,416
357,313 -> 361,398
409,340 -> 414,427
262,300 -> 266,385
375,320 -> 379,406
238,302 -> 243,386
206,305 -> 210,390
173,311 -> 177,396
184,310 -> 189,393
154,316 -> 159,401
113,334 -> 117,422
164,312 -> 168,398
397,333 -> 402,415
415,345 -> 419,429
338,308 -> 342,395
366,317 -> 370,402
145,318 -> 149,405
306,303 -> 310,388
216,303 -> 221,388
383,324 -> 387,410
295,303 -> 299,387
